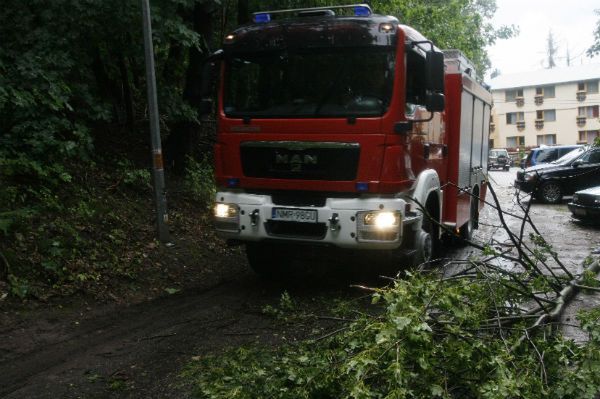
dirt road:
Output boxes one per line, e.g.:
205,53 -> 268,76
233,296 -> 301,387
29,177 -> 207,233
1,168 -> 598,398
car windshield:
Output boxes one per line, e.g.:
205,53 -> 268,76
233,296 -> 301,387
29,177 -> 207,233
553,146 -> 588,164
223,47 -> 396,118
490,150 -> 507,157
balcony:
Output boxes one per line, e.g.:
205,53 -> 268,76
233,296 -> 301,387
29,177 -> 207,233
577,91 -> 587,102
534,95 -> 544,106
516,97 -> 524,107
517,121 -> 526,131
577,116 -> 586,127
535,119 -> 544,130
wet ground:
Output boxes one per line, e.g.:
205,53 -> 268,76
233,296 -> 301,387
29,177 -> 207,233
475,168 -> 600,341
1,168 -> 599,398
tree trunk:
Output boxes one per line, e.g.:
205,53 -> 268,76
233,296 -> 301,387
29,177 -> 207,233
237,0 -> 249,25
164,3 -> 215,173
118,52 -> 135,130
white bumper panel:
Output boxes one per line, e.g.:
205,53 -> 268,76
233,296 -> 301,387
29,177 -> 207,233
214,191 -> 414,249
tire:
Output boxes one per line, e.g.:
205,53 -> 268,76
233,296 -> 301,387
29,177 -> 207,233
416,198 -> 441,264
245,242 -> 288,280
504,166 -> 510,171
539,182 -> 562,204
459,193 -> 479,241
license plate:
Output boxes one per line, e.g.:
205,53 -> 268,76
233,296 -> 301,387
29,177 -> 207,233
272,208 -> 318,223
573,208 -> 586,216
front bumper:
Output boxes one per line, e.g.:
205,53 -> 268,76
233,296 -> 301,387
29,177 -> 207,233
568,202 -> 600,219
514,179 -> 536,193
213,191 -> 419,250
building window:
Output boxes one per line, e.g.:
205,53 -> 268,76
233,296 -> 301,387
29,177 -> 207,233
578,130 -> 600,144
578,105 -> 599,118
506,136 -> 525,148
535,85 -> 555,98
506,112 -> 524,124
505,88 -> 524,102
536,109 -> 556,121
578,80 -> 599,94
536,134 -> 556,146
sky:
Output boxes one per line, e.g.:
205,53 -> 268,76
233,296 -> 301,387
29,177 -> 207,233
486,0 -> 599,80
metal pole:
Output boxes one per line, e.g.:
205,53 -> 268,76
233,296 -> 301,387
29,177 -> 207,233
141,0 -> 171,243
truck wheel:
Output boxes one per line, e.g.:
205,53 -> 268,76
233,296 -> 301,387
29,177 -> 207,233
416,204 -> 440,264
245,243 -> 286,280
539,182 -> 562,204
459,194 -> 479,241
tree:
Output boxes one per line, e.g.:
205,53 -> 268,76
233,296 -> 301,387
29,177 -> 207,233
588,9 -> 600,57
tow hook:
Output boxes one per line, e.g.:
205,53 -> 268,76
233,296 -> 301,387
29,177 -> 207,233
328,213 -> 340,231
250,209 -> 260,226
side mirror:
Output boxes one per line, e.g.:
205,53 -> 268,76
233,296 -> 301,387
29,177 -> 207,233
199,50 -> 224,116
425,92 -> 445,112
572,159 -> 584,168
424,50 -> 445,112
199,57 -> 220,116
425,50 -> 445,93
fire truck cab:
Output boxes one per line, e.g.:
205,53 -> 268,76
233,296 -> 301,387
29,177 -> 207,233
212,4 -> 491,276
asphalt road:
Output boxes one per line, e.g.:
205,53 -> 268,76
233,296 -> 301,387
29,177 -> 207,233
475,168 -> 600,341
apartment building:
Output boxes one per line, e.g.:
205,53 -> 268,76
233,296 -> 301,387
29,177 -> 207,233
488,64 -> 600,151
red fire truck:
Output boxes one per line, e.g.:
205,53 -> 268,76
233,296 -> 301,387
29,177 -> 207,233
211,4 -> 491,276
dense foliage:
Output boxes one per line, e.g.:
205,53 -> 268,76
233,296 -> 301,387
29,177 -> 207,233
186,273 -> 600,398
0,0 -> 512,296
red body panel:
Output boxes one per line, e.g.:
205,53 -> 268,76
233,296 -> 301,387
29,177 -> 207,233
214,22 -> 489,232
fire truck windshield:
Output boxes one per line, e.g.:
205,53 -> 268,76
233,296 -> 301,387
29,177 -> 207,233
223,47 -> 395,119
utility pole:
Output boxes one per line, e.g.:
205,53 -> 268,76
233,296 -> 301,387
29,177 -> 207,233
141,0 -> 171,244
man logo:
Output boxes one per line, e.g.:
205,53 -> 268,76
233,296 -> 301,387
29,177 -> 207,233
275,153 -> 318,172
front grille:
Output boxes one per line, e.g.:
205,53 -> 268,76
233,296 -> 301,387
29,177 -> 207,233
265,221 -> 328,240
241,141 -> 360,181
576,194 -> 599,206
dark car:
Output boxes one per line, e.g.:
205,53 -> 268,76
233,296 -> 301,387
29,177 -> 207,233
514,146 -> 600,203
520,145 -> 583,169
568,186 -> 600,220
488,149 -> 511,171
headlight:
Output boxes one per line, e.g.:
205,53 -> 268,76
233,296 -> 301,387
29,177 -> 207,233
524,172 -> 538,182
573,194 -> 579,203
214,203 -> 239,218
363,211 -> 399,229
356,211 -> 401,242
595,198 -> 600,204
214,203 -> 240,232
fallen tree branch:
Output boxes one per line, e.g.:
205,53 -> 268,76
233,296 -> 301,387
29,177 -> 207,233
513,260 -> 600,350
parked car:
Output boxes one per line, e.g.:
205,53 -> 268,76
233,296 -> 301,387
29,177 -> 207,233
520,145 -> 583,169
568,186 -> 600,220
488,149 -> 511,171
514,145 -> 600,203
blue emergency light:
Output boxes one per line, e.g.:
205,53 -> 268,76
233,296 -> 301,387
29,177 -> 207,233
356,182 -> 369,192
227,178 -> 240,188
353,6 -> 371,17
253,13 -> 271,23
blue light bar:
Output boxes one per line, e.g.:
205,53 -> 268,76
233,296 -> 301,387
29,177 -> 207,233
227,178 -> 240,188
354,6 -> 371,17
253,13 -> 271,23
356,182 -> 369,192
